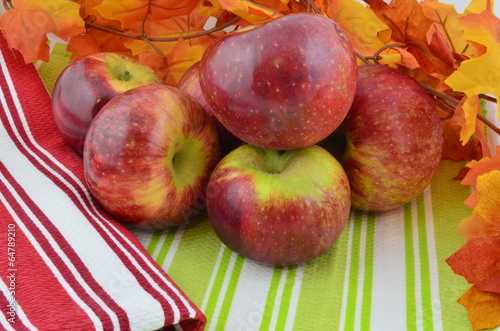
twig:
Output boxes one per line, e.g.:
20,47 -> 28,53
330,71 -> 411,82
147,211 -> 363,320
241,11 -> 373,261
422,85 -> 500,136
2,0 -> 12,10
85,15 -> 241,43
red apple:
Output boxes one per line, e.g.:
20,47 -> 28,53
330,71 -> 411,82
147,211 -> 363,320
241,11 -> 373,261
341,65 -> 444,211
83,84 -> 220,229
199,12 -> 358,150
178,62 -> 241,155
52,52 -> 163,155
205,144 -> 351,266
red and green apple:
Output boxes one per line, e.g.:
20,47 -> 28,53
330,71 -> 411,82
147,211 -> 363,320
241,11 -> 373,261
83,84 -> 220,229
199,12 -> 358,150
52,52 -> 163,155
341,64 -> 444,211
178,62 -> 241,155
205,144 -> 351,266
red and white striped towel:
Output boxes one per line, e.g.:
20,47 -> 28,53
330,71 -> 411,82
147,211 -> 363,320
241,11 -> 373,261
0,35 -> 206,330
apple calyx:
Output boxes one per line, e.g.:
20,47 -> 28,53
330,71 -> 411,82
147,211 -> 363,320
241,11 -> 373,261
169,138 -> 206,189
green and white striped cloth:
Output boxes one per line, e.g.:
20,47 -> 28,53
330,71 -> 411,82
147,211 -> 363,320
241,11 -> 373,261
37,42 -> 499,331
131,160 -> 482,331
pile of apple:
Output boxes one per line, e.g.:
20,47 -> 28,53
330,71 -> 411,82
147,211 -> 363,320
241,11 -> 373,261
52,13 -> 443,266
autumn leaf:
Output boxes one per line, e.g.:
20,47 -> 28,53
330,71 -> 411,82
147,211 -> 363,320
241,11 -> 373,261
91,0 -> 199,29
420,0 -> 473,57
447,146 -> 500,329
162,38 -> 206,86
456,215 -> 493,239
444,10 -> 500,119
447,236 -> 500,286
457,285 -> 500,331
319,0 -> 390,57
216,0 -> 288,24
66,32 -> 101,59
362,0 -> 457,89
447,96 -> 492,158
440,116 -> 486,161
196,0 -> 225,18
0,0 -> 85,63
461,146 -> 500,186
363,0 -> 434,45
474,170 -> 500,224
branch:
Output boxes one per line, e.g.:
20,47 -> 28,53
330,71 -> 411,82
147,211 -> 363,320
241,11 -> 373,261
84,15 -> 241,43
422,85 -> 500,136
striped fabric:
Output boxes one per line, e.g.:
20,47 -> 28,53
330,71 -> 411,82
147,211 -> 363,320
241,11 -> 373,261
7,37 -> 500,330
0,36 -> 206,330
132,160 -> 488,331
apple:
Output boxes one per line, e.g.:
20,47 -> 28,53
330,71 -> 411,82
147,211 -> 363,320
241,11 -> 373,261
52,52 -> 164,155
341,64 -> 444,211
199,12 -> 358,150
178,62 -> 241,155
205,144 -> 351,266
83,84 -> 220,229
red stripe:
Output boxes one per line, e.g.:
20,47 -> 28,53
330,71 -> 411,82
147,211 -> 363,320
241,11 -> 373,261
0,35 -> 203,326
0,193 -> 93,330
0,163 -> 121,330
0,288 -> 29,330
0,71 -> 179,325
0,201 -> 29,331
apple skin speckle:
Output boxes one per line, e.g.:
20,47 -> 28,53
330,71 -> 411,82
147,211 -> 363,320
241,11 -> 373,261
341,65 -> 444,211
199,12 -> 358,150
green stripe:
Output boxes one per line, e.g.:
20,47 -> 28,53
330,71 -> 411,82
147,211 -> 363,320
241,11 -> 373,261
404,203 -> 417,331
145,230 -> 163,256
430,160 -> 472,331
291,212 -> 350,331
259,267 -> 284,331
360,212 -> 375,330
416,194 -> 434,331
275,266 -> 298,331
214,253 -> 245,330
163,219 -> 227,306
156,228 -> 179,267
344,210 -> 364,331
204,246 -> 234,324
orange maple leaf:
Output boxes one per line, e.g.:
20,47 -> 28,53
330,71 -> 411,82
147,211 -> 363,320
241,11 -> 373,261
163,38 -> 205,86
447,236 -> 500,291
91,0 -> 199,29
0,0 -> 85,63
363,0 -> 456,86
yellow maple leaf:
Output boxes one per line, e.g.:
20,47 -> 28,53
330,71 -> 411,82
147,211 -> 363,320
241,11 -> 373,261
321,0 -> 389,56
465,0 -> 495,14
458,285 -> 500,331
445,10 -> 500,119
217,0 -> 286,24
0,0 -> 85,63
449,95 -> 485,146
474,170 -> 500,224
